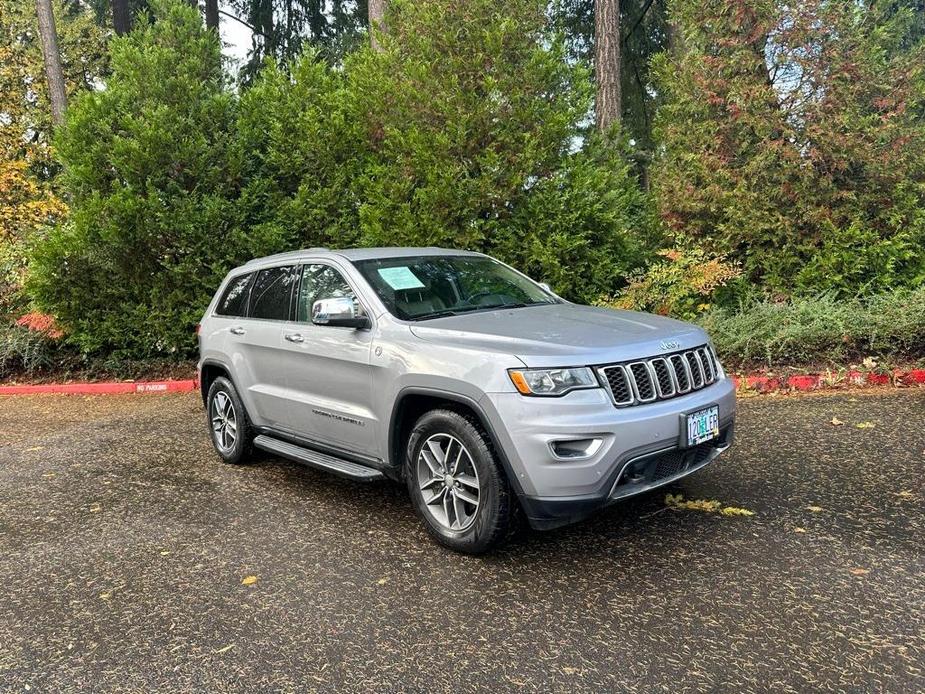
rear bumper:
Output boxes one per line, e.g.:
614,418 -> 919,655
518,423 -> 734,529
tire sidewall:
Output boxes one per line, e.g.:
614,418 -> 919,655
406,409 -> 508,554
206,376 -> 252,465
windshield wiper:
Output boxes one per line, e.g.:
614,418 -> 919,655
409,310 -> 461,321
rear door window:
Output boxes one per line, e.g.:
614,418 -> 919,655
249,266 -> 299,321
215,273 -> 253,317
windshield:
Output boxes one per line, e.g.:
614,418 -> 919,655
351,255 -> 560,321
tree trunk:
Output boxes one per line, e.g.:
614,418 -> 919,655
35,0 -> 67,127
594,0 -> 621,131
368,0 -> 386,51
205,0 -> 219,30
111,0 -> 131,35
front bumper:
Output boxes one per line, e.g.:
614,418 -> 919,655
480,377 -> 736,530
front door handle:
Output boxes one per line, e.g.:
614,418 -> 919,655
285,333 -> 304,343
229,326 -> 246,335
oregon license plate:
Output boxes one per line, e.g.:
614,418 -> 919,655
686,405 -> 720,447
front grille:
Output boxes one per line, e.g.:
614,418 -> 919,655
598,344 -> 720,408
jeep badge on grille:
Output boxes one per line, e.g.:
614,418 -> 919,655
659,339 -> 682,351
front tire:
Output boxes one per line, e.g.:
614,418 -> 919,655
206,376 -> 255,465
406,408 -> 516,554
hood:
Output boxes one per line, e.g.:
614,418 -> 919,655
408,303 -> 708,367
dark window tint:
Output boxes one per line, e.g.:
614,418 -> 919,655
215,273 -> 253,317
297,265 -> 359,322
249,266 -> 298,320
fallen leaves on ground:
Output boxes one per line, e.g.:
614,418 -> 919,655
213,644 -> 234,654
376,577 -> 389,586
830,417 -> 844,426
855,421 -> 876,429
895,490 -> 916,500
849,568 -> 870,576
664,493 -> 755,517
241,575 -> 259,586
807,505 -> 824,513
793,527 -> 807,533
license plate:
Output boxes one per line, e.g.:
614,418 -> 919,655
686,405 -> 719,447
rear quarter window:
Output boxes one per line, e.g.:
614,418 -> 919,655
215,273 -> 253,317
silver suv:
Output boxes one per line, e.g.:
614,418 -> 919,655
198,248 -> 735,553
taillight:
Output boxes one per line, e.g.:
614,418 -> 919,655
195,323 -> 201,335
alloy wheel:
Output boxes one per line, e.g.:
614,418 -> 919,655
416,433 -> 481,531
210,390 -> 237,453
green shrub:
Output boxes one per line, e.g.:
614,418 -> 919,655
700,289 -> 925,369
30,0 -> 654,358
28,0 -> 249,357
239,0 -> 655,304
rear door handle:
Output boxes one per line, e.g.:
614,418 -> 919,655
229,326 -> 246,335
285,333 -> 304,343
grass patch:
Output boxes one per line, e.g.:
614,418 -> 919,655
700,288 -> 925,370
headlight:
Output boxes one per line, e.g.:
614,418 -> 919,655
508,367 -> 598,396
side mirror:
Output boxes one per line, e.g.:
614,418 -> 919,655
539,282 -> 553,294
312,297 -> 370,329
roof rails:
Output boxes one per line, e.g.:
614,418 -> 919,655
243,248 -> 329,265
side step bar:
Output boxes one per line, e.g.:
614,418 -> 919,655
253,435 -> 385,482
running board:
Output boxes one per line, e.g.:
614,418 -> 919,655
253,435 -> 385,482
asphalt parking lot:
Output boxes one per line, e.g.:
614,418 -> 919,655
0,389 -> 923,692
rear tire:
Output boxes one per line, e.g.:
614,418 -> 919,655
206,376 -> 255,465
406,408 -> 516,554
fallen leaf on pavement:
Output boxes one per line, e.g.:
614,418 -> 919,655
241,575 -> 258,586
99,592 -> 111,600
25,446 -> 43,452
89,504 -> 102,513
793,527 -> 807,533
895,490 -> 915,499
830,417 -> 844,426
807,505 -> 824,513
665,493 -> 755,517
855,421 -> 875,429
376,577 -> 389,586
849,568 -> 870,576
214,644 -> 235,654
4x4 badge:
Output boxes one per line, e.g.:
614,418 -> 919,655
660,340 -> 681,351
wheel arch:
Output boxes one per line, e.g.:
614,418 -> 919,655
199,359 -> 234,406
387,387 -> 526,500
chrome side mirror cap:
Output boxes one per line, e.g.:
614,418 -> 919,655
312,297 -> 369,329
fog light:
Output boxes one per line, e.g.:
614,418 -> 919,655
549,438 -> 603,460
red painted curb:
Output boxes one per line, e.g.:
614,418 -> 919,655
1,368 -> 923,397
733,368 -> 925,393
0,379 -> 198,396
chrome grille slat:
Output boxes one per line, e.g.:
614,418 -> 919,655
650,358 -> 676,398
685,351 -> 705,389
599,364 -> 634,406
628,362 -> 657,402
598,344 -> 719,408
670,354 -> 691,393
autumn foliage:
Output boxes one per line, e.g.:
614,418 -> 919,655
651,0 -> 925,296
